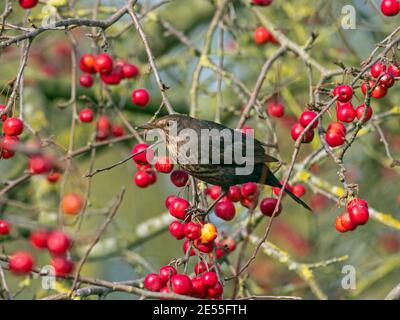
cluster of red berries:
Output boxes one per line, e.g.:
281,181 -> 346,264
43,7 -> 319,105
267,100 -> 285,118
253,26 -> 278,45
335,198 -> 370,233
361,62 -> 399,99
5,226 -> 73,276
290,110 -> 318,144
251,0 -> 273,6
131,143 -> 157,188
78,111 -> 125,141
90,114 -> 125,141
380,0 -> 399,16
19,0 -> 38,9
79,53 -> 139,88
0,111 -> 24,159
144,266 -> 224,299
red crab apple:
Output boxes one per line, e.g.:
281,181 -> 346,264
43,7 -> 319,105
79,74 -> 93,87
159,266 -> 177,283
9,252 -> 34,274
260,197 -> 282,217
131,89 -> 150,107
47,231 -> 71,255
94,53 -> 113,74
144,273 -> 163,292
79,54 -> 96,73
19,0 -> 38,9
169,221 -> 185,240
171,274 -> 193,295
267,101 -> 284,118
215,200 -> 236,221
79,108 -> 94,123
380,0 -> 400,16
299,111 -> 318,129
3,117 -> 24,136
0,220 -> 10,235
51,257 -> 74,276
61,193 -> 83,215
169,197 -> 190,220
29,229 -> 49,249
170,170 -> 189,187
155,156 -> 174,173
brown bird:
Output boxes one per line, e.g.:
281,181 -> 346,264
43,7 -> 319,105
141,114 -> 311,211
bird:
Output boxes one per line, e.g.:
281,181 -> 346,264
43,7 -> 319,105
140,114 -> 311,211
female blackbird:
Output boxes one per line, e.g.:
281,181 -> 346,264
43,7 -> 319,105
141,114 -> 311,211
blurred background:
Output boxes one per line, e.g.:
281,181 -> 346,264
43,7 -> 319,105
0,0 -> 399,299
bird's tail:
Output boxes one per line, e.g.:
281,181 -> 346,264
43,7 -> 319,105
262,166 -> 312,211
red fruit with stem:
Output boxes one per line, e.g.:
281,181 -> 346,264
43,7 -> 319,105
348,204 -> 369,225
159,266 -> 177,283
241,182 -> 258,198
9,252 -> 34,274
326,129 -> 345,148
327,122 -> 346,135
333,85 -> 353,102
214,200 -> 236,221
347,198 -> 369,209
254,27 -> 272,45
370,62 -> 386,78
132,143 -> 153,165
47,231 -> 71,256
79,74 -> 93,87
169,197 -> 190,220
380,0 -> 400,16
272,179 -> 292,197
335,215 -> 347,233
155,156 -> 174,173
131,89 -> 150,107
170,170 -> 189,187
194,239 -> 214,253
267,101 -> 284,118
134,171 -> 152,188
220,236 -> 236,252
355,104 -> 373,122
51,257 -> 74,276
0,104 -> 7,121
122,63 -> 139,78
100,66 -> 123,85
94,53 -> 113,74
194,261 -> 209,275
207,185 -> 221,200
259,197 -> 282,217
227,185 -> 242,202
19,0 -> 38,9
171,274 -> 193,295
201,272 -> 218,287
292,184 -> 306,198
79,54 -> 96,74
61,193 -> 83,215
29,229 -> 49,249
361,81 -> 387,99
111,124 -> 125,137
340,212 -> 357,231
169,221 -> 185,240
0,220 -> 10,235
0,135 -> 19,151
290,123 -> 314,143
207,281 -> 223,298
183,222 -> 202,240
165,195 -> 176,209
144,273 -> 163,292
79,108 -> 94,123
252,0 -> 273,5
28,155 -> 53,174
379,73 -> 395,88
97,115 -> 110,132
191,277 -> 206,298
183,239 -> 195,256
3,118 -> 24,136
388,64 -> 400,77
299,111 -> 318,129
336,104 -> 356,123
